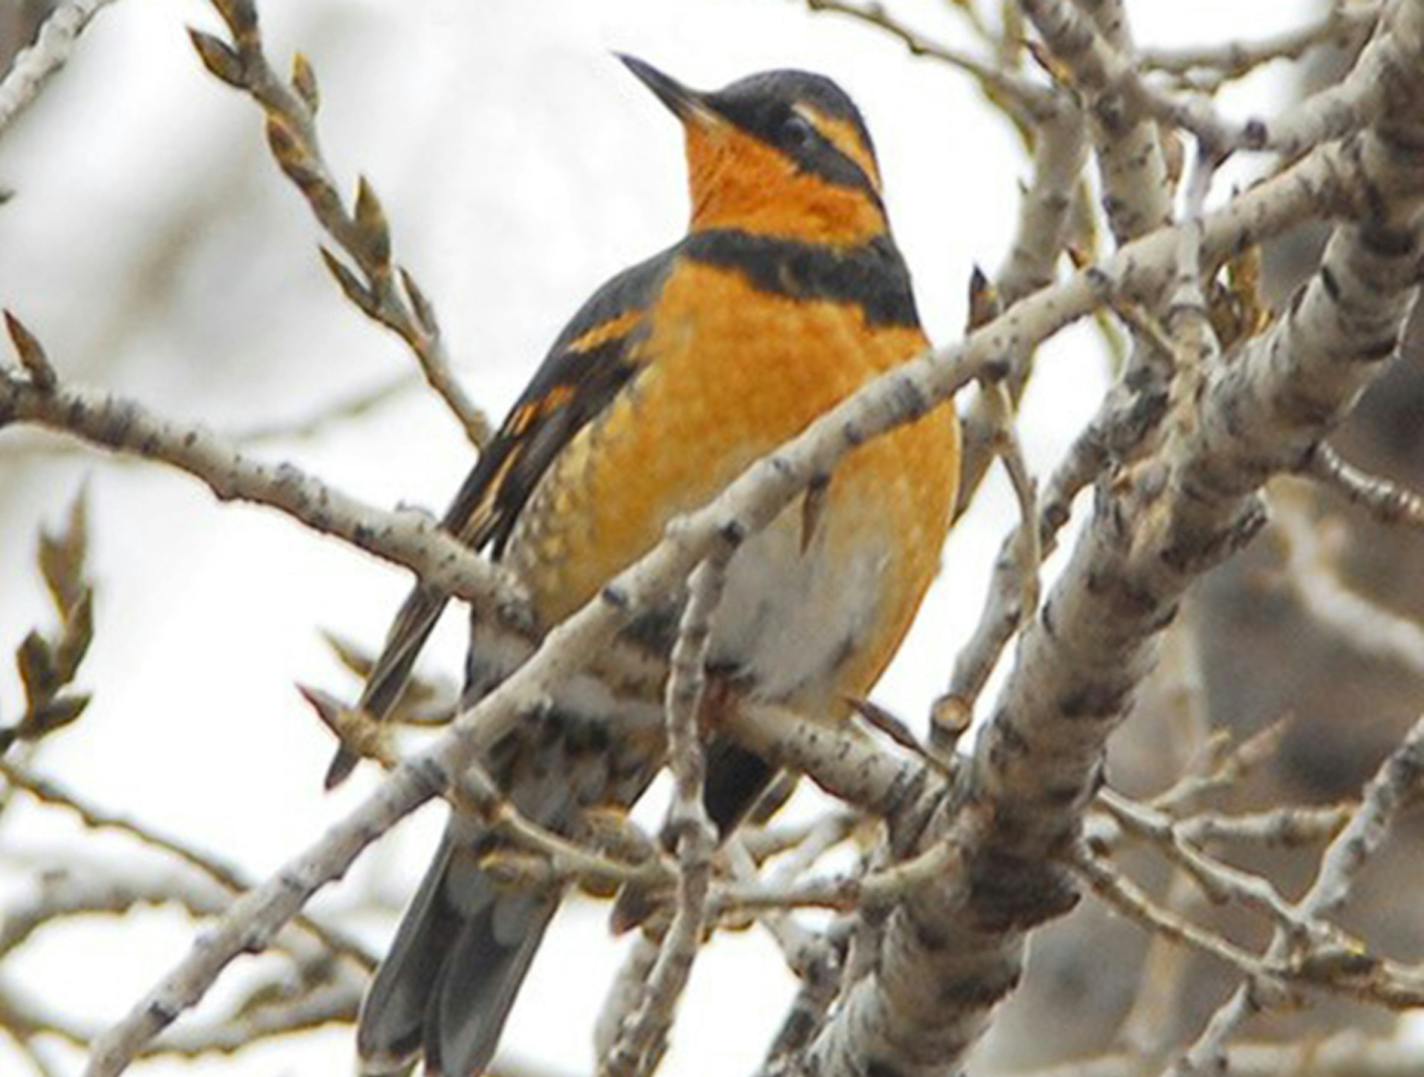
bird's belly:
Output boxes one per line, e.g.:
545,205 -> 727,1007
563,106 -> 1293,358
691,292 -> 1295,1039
501,260 -> 961,709
708,497 -> 892,707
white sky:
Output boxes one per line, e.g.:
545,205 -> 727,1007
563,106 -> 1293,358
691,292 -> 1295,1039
0,1 -> 1315,1073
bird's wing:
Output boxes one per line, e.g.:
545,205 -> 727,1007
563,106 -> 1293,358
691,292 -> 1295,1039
324,246 -> 678,788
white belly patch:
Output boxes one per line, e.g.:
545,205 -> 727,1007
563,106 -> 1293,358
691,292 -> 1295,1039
708,501 -> 891,704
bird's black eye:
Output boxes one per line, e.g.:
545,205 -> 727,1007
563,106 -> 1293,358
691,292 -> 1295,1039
781,111 -> 816,149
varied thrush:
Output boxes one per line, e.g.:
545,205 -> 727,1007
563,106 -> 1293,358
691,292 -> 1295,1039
353,56 -> 961,1076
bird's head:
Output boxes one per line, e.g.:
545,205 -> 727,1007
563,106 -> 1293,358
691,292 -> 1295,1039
619,56 -> 887,247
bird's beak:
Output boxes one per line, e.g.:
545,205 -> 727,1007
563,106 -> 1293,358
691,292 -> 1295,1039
617,54 -> 718,128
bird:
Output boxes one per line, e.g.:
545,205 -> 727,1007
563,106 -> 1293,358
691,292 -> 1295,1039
352,55 -> 961,1076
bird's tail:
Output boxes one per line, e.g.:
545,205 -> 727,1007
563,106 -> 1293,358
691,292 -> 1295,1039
356,825 -> 558,1077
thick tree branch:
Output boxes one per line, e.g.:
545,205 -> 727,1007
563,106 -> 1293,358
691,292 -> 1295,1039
802,4 -> 1424,1072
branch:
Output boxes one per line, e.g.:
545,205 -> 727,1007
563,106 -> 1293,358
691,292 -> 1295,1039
802,4 -> 1424,1069
1305,441 -> 1424,529
803,0 -> 1056,119
1068,844 -> 1285,989
0,856 -> 367,1056
1174,713 -> 1424,1071
0,0 -> 118,137
229,370 -> 419,445
1024,0 -> 1394,156
189,0 -> 491,448
0,761 -> 375,971
1274,484 -> 1424,677
1017,1030 -> 1424,1077
946,379 -> 1169,712
599,556 -> 729,1076
0,364 -> 524,616
0,971 -> 359,1059
959,96 -> 1087,512
1140,4 -> 1379,82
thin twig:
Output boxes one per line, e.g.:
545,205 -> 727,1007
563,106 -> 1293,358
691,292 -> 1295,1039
600,554 -> 730,1076
1140,4 -> 1379,80
1305,442 -> 1424,530
0,761 -> 375,970
0,367 -> 525,615
190,0 -> 491,448
1274,484 -> 1424,678
804,0 -> 1056,119
1172,713 -> 1424,1071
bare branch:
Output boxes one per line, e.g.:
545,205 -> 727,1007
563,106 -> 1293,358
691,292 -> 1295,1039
0,0 -> 119,137
1020,1031 -> 1424,1077
189,2 -> 491,448
1174,713 -> 1424,1070
1141,3 -> 1379,81
1025,0 -> 1398,156
1305,441 -> 1424,529
803,0 -> 1056,118
803,5 -> 1424,1068
600,556 -> 729,1076
0,760 -> 375,971
1274,485 -> 1424,677
1069,844 -> 1284,988
0,365 -> 525,617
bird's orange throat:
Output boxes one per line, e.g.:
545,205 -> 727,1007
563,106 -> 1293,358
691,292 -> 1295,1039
685,123 -> 887,246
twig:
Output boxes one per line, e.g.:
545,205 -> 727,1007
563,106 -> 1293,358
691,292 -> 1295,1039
723,701 -> 934,824
0,761 -> 375,970
988,382 -> 1042,635
1305,442 -> 1424,529
601,555 -> 730,1076
1110,609 -> 1216,1055
228,370 -> 420,445
190,0 -> 490,448
1274,485 -> 1424,677
0,366 -> 524,616
594,934 -> 660,1063
803,0 -> 1057,119
1172,713 -> 1424,1072
1018,1030 -> 1424,1077
957,98 -> 1087,515
740,811 -> 859,865
1150,720 -> 1291,816
1069,844 -> 1285,989
1170,804 -> 1352,849
1098,789 -> 1333,946
0,970 -> 358,1059
1140,4 -> 1380,80
0,0 -> 119,137
945,376 -> 1169,712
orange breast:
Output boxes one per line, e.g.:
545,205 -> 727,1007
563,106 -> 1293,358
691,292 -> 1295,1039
505,259 -> 960,701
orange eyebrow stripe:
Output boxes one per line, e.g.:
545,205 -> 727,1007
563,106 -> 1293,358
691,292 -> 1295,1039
797,105 -> 881,189
565,310 -> 643,354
